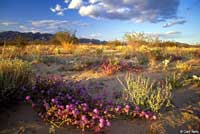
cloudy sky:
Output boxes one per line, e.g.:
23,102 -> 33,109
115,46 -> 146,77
0,0 -> 199,43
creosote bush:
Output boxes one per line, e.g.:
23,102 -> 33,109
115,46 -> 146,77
0,59 -> 32,104
118,73 -> 172,112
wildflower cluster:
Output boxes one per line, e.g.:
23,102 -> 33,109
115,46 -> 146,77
24,75 -> 157,132
101,60 -> 120,75
101,59 -> 143,75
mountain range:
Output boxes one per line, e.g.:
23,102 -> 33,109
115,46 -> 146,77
0,31 -> 107,44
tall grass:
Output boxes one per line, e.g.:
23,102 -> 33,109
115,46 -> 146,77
0,59 -> 32,104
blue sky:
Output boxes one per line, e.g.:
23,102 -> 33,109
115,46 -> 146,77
0,0 -> 199,44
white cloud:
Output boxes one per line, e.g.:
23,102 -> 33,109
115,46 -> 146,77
50,4 -> 62,12
89,0 -> 101,4
80,33 -> 102,39
68,0 -> 83,9
57,11 -> 64,16
64,0 -> 70,4
31,20 -> 86,28
79,4 -> 104,18
50,4 -> 67,16
90,33 -> 102,38
163,19 -> 187,28
151,31 -> 182,39
50,0 -> 181,22
19,25 -> 39,33
165,31 -> 181,35
0,21 -> 17,26
139,31 -> 182,39
15,20 -> 89,33
67,0 -> 180,22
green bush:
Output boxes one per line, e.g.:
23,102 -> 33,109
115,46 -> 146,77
118,74 -> 172,112
0,59 -> 32,104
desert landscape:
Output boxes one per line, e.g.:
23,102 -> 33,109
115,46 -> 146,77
0,0 -> 200,134
0,32 -> 200,134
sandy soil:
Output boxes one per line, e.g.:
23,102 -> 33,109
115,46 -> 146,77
1,56 -> 200,134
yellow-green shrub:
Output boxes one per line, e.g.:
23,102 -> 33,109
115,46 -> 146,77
118,74 -> 172,112
0,59 -> 32,104
175,61 -> 191,72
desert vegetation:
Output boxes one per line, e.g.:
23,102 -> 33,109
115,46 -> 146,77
0,32 -> 200,134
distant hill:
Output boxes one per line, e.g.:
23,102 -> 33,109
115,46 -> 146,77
79,38 -> 107,44
0,31 -> 107,44
0,31 -> 52,42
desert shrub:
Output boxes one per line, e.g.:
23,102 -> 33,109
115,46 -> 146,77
39,56 -> 65,64
138,45 -> 150,53
124,32 -> 147,46
54,47 -> 61,55
137,53 -> 149,65
148,49 -> 166,61
124,32 -> 160,47
191,75 -> 200,87
0,59 -> 32,104
62,42 -> 77,54
96,48 -> 104,56
121,49 -> 133,59
15,35 -> 28,48
50,32 -> 78,53
107,40 -> 126,46
118,74 -> 172,112
184,74 -> 200,87
175,61 -> 191,72
166,72 -> 185,89
51,31 -> 79,45
162,59 -> 171,71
